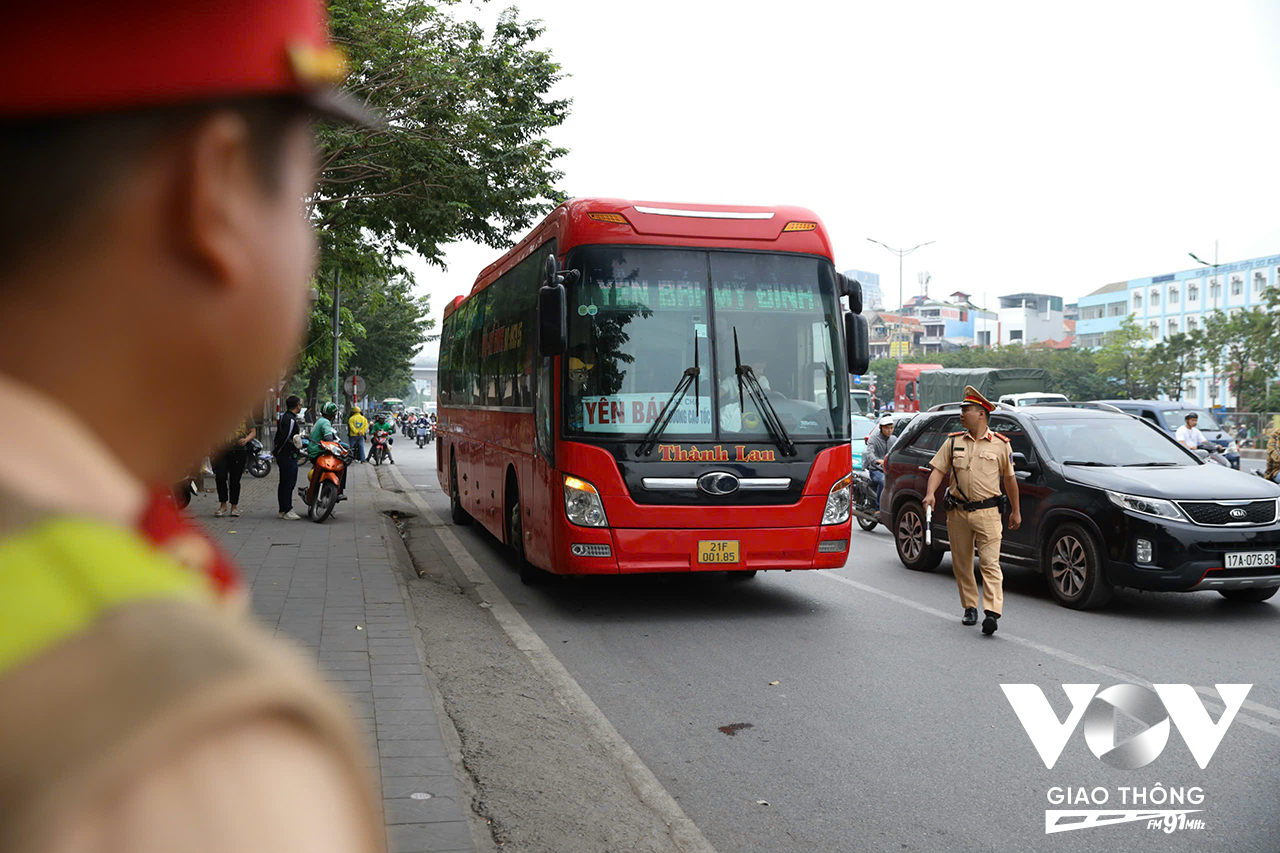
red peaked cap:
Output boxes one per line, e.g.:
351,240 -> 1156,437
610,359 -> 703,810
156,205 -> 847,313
961,385 -> 994,413
0,0 -> 373,125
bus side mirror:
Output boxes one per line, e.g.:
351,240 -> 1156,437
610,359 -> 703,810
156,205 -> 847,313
835,273 -> 864,314
538,254 -> 568,356
844,276 -> 864,315
539,284 -> 567,357
845,312 -> 870,376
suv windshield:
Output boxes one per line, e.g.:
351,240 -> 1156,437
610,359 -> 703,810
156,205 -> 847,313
564,246 -> 849,441
1037,417 -> 1196,466
1162,408 -> 1220,431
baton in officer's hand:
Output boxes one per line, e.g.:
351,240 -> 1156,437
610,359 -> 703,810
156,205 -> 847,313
925,505 -> 932,546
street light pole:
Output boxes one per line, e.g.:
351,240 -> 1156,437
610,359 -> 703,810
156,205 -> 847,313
868,238 -> 935,356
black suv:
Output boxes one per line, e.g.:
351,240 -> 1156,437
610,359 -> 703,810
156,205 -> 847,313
879,405 -> 1280,609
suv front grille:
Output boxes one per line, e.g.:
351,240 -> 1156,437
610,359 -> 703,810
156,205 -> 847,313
1176,500 -> 1277,526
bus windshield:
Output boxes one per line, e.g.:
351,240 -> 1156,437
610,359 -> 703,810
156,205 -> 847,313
565,246 -> 849,441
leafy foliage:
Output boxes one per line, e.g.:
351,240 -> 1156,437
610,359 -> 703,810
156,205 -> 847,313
289,0 -> 570,409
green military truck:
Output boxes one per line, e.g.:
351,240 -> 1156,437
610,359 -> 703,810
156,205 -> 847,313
916,367 -> 1053,411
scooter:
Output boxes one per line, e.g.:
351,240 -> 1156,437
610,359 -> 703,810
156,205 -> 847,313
415,420 -> 430,448
1195,443 -> 1231,468
851,469 -> 881,531
1224,439 -> 1241,470
246,437 -> 273,478
370,429 -> 393,466
298,439 -> 350,523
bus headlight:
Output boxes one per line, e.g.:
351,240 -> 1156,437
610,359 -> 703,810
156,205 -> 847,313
564,475 -> 608,527
823,472 -> 854,525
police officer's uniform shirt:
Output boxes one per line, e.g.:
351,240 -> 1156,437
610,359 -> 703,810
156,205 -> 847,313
928,428 -> 1012,501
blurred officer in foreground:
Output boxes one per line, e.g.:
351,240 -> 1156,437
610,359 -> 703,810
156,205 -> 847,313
921,386 -> 1021,636
0,3 -> 385,850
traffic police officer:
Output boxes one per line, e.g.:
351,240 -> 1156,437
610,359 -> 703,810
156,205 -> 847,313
921,386 -> 1022,635
0,3 -> 384,849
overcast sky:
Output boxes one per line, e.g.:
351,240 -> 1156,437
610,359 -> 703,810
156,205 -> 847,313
406,0 -> 1280,361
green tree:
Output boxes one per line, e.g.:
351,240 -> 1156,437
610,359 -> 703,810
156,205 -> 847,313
1143,332 -> 1199,401
290,0 -> 571,411
1095,314 -> 1150,398
1201,307 -> 1278,411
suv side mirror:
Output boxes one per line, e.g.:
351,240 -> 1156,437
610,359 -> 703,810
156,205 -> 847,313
1011,451 -> 1038,473
538,255 -> 568,356
844,312 -> 870,376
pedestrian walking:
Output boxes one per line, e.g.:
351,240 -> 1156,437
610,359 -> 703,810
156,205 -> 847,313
1264,427 -> 1280,484
0,3 -> 382,849
274,395 -> 305,519
347,405 -> 369,462
921,386 -> 1022,636
211,415 -> 256,517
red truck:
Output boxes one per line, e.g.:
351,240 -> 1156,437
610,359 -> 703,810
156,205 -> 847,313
894,363 -> 942,412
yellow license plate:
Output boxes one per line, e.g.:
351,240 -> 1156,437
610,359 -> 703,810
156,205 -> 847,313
698,540 -> 740,564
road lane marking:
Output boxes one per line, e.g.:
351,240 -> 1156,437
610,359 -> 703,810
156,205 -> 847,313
815,570 -> 1280,739
387,465 -> 717,853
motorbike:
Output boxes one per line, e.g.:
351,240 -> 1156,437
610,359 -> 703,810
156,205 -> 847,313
298,439 -> 350,522
851,469 -> 881,531
1224,439 -> 1241,470
415,420 -> 431,447
246,437 -> 273,478
370,429 -> 393,466
1194,443 -> 1231,468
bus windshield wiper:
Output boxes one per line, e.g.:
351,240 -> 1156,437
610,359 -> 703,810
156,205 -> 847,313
733,327 -> 796,457
636,365 -> 700,457
1062,460 -> 1114,466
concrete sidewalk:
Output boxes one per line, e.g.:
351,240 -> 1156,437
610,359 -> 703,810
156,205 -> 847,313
193,461 -> 477,853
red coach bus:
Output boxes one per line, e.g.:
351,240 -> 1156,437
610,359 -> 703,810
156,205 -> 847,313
436,198 -> 870,582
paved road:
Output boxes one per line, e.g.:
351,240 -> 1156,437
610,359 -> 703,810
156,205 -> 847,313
396,446 -> 1280,852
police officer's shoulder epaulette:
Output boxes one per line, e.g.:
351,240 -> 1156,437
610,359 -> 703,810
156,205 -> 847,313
993,432 -> 1011,442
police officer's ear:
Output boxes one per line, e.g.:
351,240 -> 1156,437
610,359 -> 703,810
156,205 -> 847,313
179,109 -> 298,290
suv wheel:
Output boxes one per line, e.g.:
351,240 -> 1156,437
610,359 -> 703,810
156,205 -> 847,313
1045,523 -> 1112,609
894,499 -> 942,572
1219,586 -> 1278,603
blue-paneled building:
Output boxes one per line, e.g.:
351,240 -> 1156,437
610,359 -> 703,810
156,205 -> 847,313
1077,253 -> 1280,407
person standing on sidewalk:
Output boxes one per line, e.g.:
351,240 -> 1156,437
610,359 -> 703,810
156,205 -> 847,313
0,4 -> 383,850
921,386 -> 1021,636
274,396 -> 305,519
212,416 -> 256,518
347,406 -> 369,463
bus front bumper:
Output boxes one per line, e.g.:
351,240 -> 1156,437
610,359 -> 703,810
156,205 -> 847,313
560,523 -> 852,574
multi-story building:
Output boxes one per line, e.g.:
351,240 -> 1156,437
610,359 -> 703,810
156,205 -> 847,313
866,310 -> 924,359
1076,252 -> 1280,406
996,293 -> 1065,345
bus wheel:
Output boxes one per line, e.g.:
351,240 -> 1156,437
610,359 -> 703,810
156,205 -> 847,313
726,570 -> 758,581
507,484 -> 542,585
449,455 -> 471,526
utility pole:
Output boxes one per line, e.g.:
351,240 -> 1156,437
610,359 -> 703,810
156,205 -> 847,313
333,268 -> 341,405
868,238 -> 934,356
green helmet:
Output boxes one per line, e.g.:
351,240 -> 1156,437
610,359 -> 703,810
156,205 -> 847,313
321,401 -> 338,419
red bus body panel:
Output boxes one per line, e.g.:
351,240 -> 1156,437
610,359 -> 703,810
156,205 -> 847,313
438,198 -> 852,576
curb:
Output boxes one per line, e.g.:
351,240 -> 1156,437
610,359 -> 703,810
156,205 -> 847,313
375,476 -> 495,853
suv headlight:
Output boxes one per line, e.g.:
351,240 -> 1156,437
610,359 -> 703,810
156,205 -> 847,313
823,472 -> 854,525
564,475 -> 608,527
1106,490 -> 1184,521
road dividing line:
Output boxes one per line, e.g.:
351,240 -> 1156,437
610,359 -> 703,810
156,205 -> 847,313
387,466 -> 717,853
816,570 -> 1280,739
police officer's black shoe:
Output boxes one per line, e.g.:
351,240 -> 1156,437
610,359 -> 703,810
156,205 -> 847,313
962,607 -> 979,626
982,611 -> 999,636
